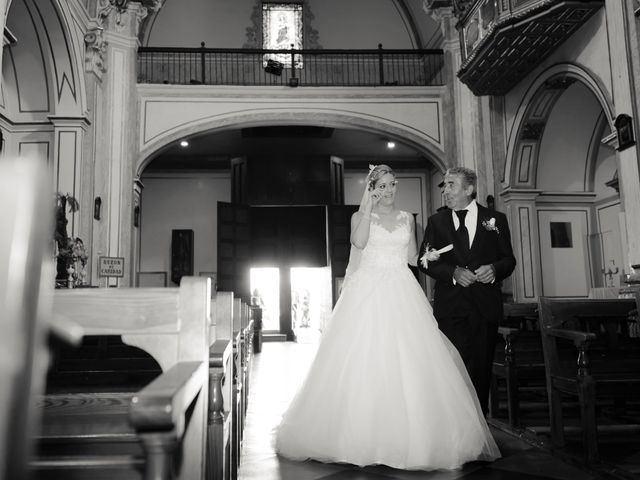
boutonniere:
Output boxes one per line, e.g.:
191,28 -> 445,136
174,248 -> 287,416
481,217 -> 500,234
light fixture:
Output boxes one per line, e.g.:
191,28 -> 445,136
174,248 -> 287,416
265,59 -> 284,76
386,141 -> 396,149
180,140 -> 189,147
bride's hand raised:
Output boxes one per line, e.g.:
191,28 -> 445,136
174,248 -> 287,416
367,189 -> 382,208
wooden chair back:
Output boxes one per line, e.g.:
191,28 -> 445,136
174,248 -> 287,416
538,297 -> 637,378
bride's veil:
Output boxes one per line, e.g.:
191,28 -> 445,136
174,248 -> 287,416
343,169 -> 373,286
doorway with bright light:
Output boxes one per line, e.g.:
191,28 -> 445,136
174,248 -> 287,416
250,266 -> 332,343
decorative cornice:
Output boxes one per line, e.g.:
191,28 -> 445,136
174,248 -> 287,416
535,191 -> 597,204
499,188 -> 542,202
604,170 -> 619,193
601,130 -> 618,150
3,27 -> 17,47
47,115 -> 92,129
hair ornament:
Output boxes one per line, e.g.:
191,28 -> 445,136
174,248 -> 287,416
366,164 -> 377,180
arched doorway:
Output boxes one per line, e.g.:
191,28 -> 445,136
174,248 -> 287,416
136,123 -> 440,337
505,67 -> 621,299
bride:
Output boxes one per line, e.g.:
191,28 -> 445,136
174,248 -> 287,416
275,164 -> 500,470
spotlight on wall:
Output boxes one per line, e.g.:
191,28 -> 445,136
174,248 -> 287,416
386,141 -> 396,149
180,140 -> 189,147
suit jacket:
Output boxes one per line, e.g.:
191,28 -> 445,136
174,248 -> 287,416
418,204 -> 516,320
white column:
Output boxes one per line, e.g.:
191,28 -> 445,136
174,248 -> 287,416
97,2 -> 146,286
432,7 -> 492,201
500,188 -> 542,302
49,116 -> 91,239
605,0 -> 640,278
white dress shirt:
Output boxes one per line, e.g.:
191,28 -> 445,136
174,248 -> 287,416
452,199 -> 478,247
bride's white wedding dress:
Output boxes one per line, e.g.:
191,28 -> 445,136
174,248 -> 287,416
275,210 -> 500,470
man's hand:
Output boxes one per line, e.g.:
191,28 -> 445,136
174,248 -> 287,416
454,266 -> 477,287
474,264 -> 496,284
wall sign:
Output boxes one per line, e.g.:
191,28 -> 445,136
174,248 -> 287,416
98,256 -> 125,277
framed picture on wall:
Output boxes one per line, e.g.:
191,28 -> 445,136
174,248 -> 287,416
137,271 -> 167,287
171,229 -> 194,285
199,272 -> 217,291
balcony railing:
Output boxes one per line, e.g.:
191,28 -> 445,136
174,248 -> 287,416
137,44 -> 445,87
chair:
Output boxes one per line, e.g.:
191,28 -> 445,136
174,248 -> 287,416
490,302 -> 543,427
538,296 -> 640,461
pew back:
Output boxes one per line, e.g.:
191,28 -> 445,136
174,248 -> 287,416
48,277 -> 211,480
0,159 -> 52,480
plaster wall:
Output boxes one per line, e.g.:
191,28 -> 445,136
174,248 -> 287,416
503,9 -> 613,175
137,85 -> 446,173
145,0 -> 417,49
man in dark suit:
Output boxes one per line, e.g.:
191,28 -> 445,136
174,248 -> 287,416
418,167 -> 516,414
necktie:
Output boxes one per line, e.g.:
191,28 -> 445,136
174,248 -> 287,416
455,209 -> 469,252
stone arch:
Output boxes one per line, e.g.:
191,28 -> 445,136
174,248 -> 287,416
504,63 -> 614,190
136,109 -> 446,176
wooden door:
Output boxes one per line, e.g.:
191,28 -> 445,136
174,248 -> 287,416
217,202 -> 251,300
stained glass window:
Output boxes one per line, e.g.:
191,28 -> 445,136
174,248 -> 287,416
263,3 -> 303,68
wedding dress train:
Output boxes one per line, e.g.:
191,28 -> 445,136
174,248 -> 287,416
275,211 -> 500,470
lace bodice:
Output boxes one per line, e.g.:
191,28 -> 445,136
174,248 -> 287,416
359,211 -> 411,270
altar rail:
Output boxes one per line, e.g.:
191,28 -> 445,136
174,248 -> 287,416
137,44 -> 445,87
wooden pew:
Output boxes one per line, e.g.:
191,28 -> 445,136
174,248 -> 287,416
32,277 -> 212,480
207,292 -> 234,480
490,302 -> 544,427
538,296 -> 640,462
230,298 -> 243,480
0,159 -> 53,480
250,306 -> 263,354
241,301 -> 254,430
228,297 -> 254,480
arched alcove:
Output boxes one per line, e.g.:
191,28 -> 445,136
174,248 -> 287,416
503,64 -> 623,300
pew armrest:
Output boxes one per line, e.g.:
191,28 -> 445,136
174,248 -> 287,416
210,339 -> 232,369
546,327 -> 597,346
129,361 -> 207,437
48,313 -> 84,346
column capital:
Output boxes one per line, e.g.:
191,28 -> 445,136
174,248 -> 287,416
84,28 -> 109,79
422,3 -> 458,48
499,187 -> 542,203
98,0 -> 148,40
48,115 -> 92,129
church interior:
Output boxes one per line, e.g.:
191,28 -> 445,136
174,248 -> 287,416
2,0 -> 640,478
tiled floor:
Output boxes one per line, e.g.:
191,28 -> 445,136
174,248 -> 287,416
238,342 -> 609,480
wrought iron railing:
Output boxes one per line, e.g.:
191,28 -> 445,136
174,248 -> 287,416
137,44 -> 445,87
